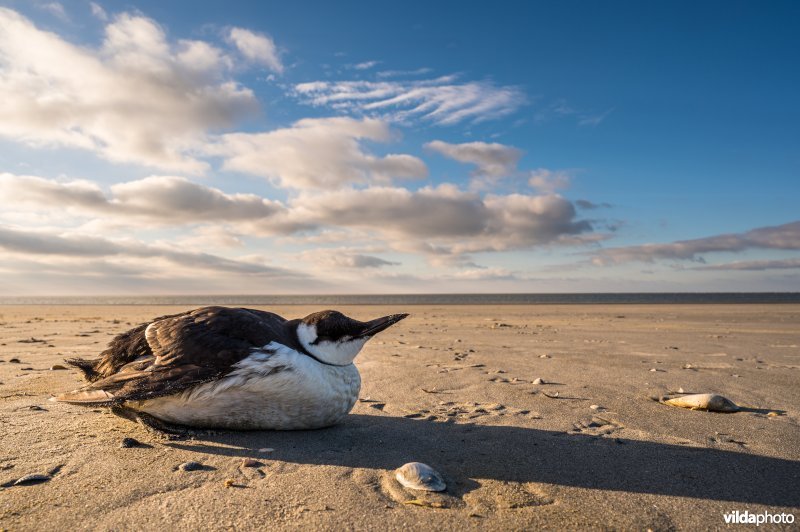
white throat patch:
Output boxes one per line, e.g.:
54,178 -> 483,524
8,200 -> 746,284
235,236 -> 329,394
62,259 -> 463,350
296,322 -> 367,366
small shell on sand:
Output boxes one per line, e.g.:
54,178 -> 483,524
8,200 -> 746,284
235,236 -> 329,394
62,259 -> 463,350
532,378 -> 545,385
395,462 -> 446,492
14,474 -> 50,486
663,393 -> 739,412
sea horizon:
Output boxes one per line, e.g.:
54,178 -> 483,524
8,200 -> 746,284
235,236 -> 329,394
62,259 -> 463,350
1,292 -> 798,306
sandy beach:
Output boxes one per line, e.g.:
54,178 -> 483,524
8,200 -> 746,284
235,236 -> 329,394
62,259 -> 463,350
1,304 -> 798,530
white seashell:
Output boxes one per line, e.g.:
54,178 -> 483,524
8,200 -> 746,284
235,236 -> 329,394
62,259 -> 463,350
395,462 -> 446,492
663,393 -> 739,412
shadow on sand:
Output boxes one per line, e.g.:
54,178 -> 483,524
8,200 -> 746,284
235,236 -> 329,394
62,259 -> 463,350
168,414 -> 800,507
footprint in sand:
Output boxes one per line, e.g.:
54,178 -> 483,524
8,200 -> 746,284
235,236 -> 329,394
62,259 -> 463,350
463,480 -> 554,514
570,415 -> 624,436
403,402 -> 537,422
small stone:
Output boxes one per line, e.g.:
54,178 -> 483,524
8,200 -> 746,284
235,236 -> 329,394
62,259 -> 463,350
589,405 -> 602,411
677,387 -> 685,393
532,378 -> 545,385
50,364 -> 67,370
539,354 -> 550,359
178,461 -> 204,471
258,448 -> 275,453
9,358 -> 21,363
28,405 -> 45,411
120,437 -> 141,448
224,478 -> 235,488
241,458 -> 262,468
649,368 -> 657,372
13,474 -> 50,485
767,412 -> 780,417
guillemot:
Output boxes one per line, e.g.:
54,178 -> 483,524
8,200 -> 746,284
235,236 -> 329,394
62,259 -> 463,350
53,306 -> 408,433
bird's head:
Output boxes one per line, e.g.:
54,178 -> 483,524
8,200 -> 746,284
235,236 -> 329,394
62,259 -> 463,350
295,310 -> 409,366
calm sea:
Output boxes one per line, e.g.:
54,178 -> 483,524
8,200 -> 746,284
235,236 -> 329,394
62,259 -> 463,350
0,293 -> 798,305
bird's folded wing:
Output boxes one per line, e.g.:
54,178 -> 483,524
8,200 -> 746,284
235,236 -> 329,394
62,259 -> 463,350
55,307 -> 279,404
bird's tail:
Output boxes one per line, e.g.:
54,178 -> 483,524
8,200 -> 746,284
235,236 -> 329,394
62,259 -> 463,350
64,357 -> 102,382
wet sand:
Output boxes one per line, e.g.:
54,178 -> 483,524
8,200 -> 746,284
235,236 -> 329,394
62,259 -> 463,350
1,304 -> 799,530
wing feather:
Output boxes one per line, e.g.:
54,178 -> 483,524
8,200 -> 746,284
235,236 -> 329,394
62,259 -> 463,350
55,307 -> 288,405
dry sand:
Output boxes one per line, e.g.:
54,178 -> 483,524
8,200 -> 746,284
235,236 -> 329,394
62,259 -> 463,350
1,304 -> 799,530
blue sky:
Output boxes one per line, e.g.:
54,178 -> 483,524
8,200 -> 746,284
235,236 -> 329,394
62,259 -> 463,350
0,0 -> 798,294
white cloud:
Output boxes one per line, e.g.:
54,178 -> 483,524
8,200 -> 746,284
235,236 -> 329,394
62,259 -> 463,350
0,224 -> 303,277
0,173 -> 285,225
528,168 -> 572,193
227,27 -> 282,73
211,117 -> 427,189
1,171 -> 594,264
352,60 -> 380,70
0,8 -> 258,173
425,140 -> 522,179
591,221 -> 800,265
293,76 -> 525,126
290,185 -> 591,257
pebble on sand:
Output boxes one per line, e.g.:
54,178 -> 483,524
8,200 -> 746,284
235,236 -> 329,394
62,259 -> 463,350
241,458 -> 262,468
532,378 -> 545,385
50,364 -> 67,370
178,461 -> 204,471
120,437 -> 142,448
13,474 -> 50,486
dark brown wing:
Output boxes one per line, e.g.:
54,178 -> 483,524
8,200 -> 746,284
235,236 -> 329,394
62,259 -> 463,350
55,306 -> 289,405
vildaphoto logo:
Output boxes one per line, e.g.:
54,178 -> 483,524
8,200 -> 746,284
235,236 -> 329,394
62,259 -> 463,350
723,510 -> 795,526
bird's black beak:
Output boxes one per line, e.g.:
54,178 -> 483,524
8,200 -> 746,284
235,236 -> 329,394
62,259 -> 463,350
356,313 -> 409,338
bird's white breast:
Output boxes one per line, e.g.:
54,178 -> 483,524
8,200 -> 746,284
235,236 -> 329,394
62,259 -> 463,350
127,342 -> 361,430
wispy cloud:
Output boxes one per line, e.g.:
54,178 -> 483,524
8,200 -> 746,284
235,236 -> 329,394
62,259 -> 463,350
227,27 -> 283,73
591,221 -> 800,265
691,257 -> 800,271
0,224 -> 304,278
376,67 -> 432,78
293,76 -> 525,125
535,98 -> 612,127
351,60 -> 380,70
89,2 -> 107,21
576,199 -> 612,210
39,2 -> 69,21
578,108 -> 614,127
